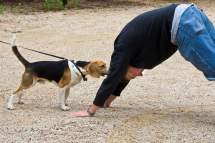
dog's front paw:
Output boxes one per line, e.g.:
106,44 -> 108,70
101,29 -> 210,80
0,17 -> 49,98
60,105 -> 71,111
7,104 -> 15,110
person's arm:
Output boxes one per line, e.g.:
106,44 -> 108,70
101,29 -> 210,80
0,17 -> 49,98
93,43 -> 131,107
71,41 -> 132,117
103,80 -> 130,108
112,79 -> 130,96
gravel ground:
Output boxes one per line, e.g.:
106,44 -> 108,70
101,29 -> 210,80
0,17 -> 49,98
1,1 -> 215,143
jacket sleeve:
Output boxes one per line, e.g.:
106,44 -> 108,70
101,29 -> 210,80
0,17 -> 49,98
112,79 -> 130,96
93,42 -> 131,107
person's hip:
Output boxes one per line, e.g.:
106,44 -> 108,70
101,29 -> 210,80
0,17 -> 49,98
176,5 -> 215,80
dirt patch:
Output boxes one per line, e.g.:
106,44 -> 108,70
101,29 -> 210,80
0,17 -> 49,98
1,1 -> 215,143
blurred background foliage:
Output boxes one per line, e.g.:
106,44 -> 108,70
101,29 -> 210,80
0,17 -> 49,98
0,0 -> 209,13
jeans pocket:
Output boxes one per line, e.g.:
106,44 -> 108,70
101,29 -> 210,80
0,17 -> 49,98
182,7 -> 205,37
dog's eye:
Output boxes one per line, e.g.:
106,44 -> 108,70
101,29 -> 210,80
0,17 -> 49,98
100,65 -> 105,68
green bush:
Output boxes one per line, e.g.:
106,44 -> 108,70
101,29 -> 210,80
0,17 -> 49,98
44,0 -> 80,10
44,0 -> 64,11
67,0 -> 80,8
0,3 -> 5,14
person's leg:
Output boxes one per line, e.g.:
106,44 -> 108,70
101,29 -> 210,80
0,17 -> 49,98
176,5 -> 215,81
198,9 -> 215,44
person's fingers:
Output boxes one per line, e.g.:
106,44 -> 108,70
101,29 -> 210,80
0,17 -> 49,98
71,111 -> 91,117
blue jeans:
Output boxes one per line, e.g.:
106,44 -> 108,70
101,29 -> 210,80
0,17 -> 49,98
176,5 -> 215,81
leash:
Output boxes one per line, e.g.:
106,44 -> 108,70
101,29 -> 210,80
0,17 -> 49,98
0,40 -> 66,59
0,40 -> 87,81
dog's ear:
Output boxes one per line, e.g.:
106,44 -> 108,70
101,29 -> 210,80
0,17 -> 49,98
87,62 -> 101,78
75,61 -> 90,68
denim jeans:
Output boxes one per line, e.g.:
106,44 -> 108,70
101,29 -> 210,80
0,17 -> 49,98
176,4 -> 215,81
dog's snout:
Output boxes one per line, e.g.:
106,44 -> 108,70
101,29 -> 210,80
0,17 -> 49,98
102,71 -> 108,76
102,73 -> 107,76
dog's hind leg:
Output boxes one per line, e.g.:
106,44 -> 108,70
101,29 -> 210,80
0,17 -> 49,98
7,87 -> 24,110
59,88 -> 71,111
64,88 -> 70,106
18,91 -> 24,104
7,94 -> 16,110
7,72 -> 33,110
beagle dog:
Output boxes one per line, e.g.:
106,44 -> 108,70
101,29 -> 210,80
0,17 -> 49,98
7,38 -> 107,111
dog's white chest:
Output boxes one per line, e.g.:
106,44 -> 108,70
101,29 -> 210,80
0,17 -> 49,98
67,61 -> 82,86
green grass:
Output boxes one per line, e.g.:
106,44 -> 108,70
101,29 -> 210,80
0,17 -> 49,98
43,0 -> 81,11
0,0 -> 81,14
67,0 -> 80,8
0,3 -> 5,14
0,0 -> 200,14
44,0 -> 64,11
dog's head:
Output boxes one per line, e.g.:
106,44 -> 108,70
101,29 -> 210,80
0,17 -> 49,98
84,60 -> 107,78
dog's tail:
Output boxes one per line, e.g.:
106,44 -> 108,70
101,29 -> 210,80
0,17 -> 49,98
11,34 -> 30,67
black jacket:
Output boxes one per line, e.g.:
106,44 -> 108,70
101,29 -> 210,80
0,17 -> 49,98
93,4 -> 178,106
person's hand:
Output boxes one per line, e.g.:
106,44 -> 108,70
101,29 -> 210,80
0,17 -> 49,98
71,111 -> 92,117
71,104 -> 99,117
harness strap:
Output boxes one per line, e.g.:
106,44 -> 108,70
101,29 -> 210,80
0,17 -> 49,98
71,60 -> 87,81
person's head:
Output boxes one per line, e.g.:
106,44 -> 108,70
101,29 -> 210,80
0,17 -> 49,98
124,66 -> 143,80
